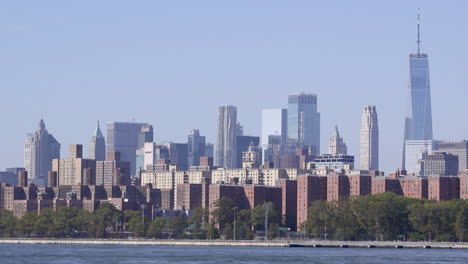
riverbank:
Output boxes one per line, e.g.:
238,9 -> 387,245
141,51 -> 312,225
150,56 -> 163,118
2,239 -> 468,249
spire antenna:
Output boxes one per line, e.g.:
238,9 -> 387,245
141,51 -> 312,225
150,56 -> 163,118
417,8 -> 421,54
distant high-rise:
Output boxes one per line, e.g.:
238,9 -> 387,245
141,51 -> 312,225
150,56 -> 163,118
52,144 -> 96,186
106,122 -> 151,175
329,125 -> 347,155
262,109 -> 287,163
287,93 -> 320,155
403,10 -> 433,169
24,119 -> 61,186
215,105 -> 238,168
434,140 -> 468,172
164,142 -> 189,170
205,143 -> 214,158
236,135 -> 261,168
138,124 -> 154,147
188,129 -> 206,167
360,105 -> 379,170
89,121 -> 106,161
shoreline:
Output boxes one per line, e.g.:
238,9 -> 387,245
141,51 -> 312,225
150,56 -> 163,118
1,239 -> 468,249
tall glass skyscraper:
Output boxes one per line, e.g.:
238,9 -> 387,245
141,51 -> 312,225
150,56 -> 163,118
403,11 -> 433,169
287,93 -> 320,155
107,122 -> 152,175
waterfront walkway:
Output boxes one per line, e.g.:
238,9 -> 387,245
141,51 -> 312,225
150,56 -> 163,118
1,239 -> 468,249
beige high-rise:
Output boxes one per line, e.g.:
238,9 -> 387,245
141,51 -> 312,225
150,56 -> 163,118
360,105 -> 379,170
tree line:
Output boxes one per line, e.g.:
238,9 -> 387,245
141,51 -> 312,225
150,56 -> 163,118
0,198 -> 281,240
304,192 -> 468,242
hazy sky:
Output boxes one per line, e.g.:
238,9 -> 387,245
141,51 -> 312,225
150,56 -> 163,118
1,1 -> 467,172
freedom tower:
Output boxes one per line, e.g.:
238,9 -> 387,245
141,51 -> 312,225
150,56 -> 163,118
402,10 -> 434,170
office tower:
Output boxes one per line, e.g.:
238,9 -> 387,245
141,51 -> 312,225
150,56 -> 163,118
434,140 -> 468,173
188,129 -> 206,167
96,152 -> 131,186
405,140 -> 437,173
262,109 -> 287,163
236,135 -> 261,168
144,142 -> 157,170
164,143 -> 189,170
205,143 -> 214,158
287,93 -> 320,155
136,148 -> 145,173
403,11 -> 433,169
24,119 -> 61,186
417,152 -> 458,176
0,168 -> 25,186
52,144 -> 96,186
215,105 -> 238,168
138,124 -> 154,147
329,125 -> 347,155
360,105 -> 379,170
89,121 -> 106,161
264,135 -> 282,167
106,122 -> 151,175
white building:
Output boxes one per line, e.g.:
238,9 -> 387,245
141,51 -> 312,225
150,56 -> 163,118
360,105 -> 379,170
24,119 -> 61,186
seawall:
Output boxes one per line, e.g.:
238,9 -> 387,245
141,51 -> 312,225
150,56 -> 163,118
1,239 -> 468,249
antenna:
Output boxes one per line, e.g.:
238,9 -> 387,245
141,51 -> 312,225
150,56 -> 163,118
417,8 -> 421,54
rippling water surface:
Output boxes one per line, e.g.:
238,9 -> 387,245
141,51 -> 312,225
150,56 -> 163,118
1,244 -> 467,264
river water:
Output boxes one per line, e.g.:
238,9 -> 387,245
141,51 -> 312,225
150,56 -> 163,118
0,244 -> 466,263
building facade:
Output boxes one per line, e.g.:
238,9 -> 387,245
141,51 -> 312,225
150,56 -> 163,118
329,125 -> 347,156
89,121 -> 106,161
106,122 -> 152,175
360,105 -> 379,170
215,105 -> 238,169
262,109 -> 287,164
403,13 -> 433,169
287,93 -> 320,155
188,129 -> 206,167
24,119 -> 61,186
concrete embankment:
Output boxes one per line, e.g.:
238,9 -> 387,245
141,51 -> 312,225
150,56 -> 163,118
0,239 -> 288,247
1,239 -> 468,249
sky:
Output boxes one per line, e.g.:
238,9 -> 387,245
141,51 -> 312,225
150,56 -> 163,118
1,1 -> 467,173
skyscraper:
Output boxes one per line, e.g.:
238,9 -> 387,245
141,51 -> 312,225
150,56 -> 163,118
262,109 -> 287,163
106,122 -> 151,175
24,119 -> 61,185
215,105 -> 238,168
329,125 -> 347,155
403,10 -> 433,169
188,129 -> 206,167
287,93 -> 320,155
236,135 -> 261,168
360,105 -> 379,170
89,121 -> 106,161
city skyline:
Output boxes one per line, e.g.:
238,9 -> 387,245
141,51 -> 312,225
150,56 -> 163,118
1,2 -> 468,172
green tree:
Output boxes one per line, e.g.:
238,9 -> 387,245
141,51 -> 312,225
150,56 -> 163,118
0,210 -> 17,237
305,200 -> 334,239
251,202 -> 280,232
89,203 -> 122,238
211,197 -> 235,229
34,209 -> 57,237
455,206 -> 468,241
17,212 -> 37,237
188,208 -> 209,239
206,223 -> 220,240
125,210 -> 146,238
237,209 -> 253,240
167,215 -> 188,239
147,217 -> 166,239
